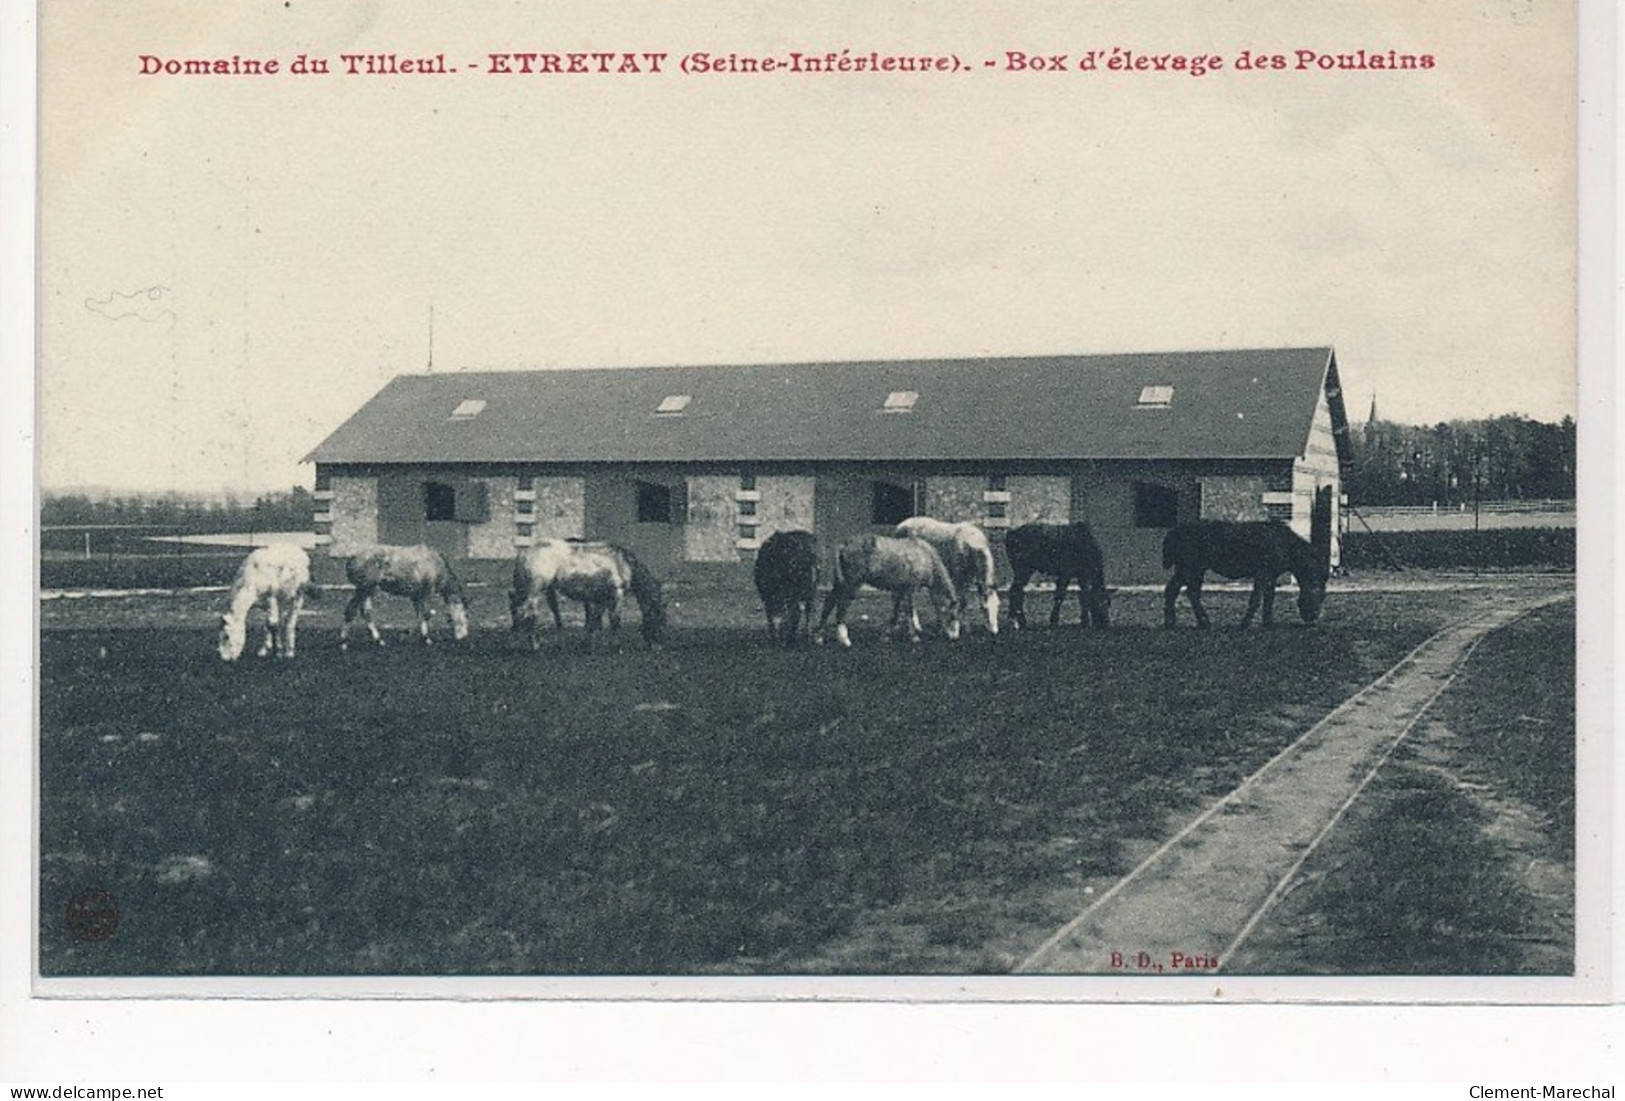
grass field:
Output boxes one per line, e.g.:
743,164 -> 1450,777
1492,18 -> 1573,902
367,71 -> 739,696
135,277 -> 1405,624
38,579 -> 1572,976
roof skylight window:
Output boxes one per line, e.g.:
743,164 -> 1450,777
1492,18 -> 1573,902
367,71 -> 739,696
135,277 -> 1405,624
656,394 -> 692,416
1136,385 -> 1174,409
450,399 -> 486,420
882,390 -> 919,414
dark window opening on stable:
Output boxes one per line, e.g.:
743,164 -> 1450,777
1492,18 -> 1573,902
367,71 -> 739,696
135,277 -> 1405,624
740,471 -> 757,491
424,482 -> 457,522
637,481 -> 673,524
314,470 -> 332,491
1134,483 -> 1179,528
986,500 -> 1008,519
872,481 -> 915,526
987,473 -> 1007,491
739,499 -> 757,517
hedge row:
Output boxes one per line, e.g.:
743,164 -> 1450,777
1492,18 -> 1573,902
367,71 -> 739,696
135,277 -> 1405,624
1341,527 -> 1575,571
40,554 -> 245,592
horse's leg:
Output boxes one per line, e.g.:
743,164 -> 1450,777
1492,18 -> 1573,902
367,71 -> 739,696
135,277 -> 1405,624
821,583 -> 857,648
1009,566 -> 1031,629
525,592 -> 547,652
815,583 -> 841,641
584,601 -> 606,649
1240,582 -> 1263,628
362,595 -> 385,646
340,589 -> 360,650
1049,573 -> 1070,628
258,595 -> 280,657
1163,572 -> 1182,628
283,594 -> 303,658
1186,572 -> 1211,630
893,589 -> 922,642
1259,579 -> 1278,627
782,599 -> 802,648
1076,574 -> 1090,626
413,595 -> 433,644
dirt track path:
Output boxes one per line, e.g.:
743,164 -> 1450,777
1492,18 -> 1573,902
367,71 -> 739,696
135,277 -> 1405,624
1014,586 -> 1575,976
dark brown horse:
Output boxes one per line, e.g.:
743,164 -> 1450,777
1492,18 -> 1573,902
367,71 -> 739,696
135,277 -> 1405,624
753,530 -> 820,648
1162,521 -> 1329,628
1004,522 -> 1112,629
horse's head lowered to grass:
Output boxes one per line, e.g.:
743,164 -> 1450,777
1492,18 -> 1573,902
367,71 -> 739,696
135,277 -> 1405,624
217,544 -> 316,661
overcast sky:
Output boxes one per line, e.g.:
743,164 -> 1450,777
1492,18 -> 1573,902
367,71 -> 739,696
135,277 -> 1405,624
39,0 -> 1578,494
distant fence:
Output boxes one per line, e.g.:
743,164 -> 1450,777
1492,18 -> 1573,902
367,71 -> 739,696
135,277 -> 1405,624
39,525 -> 309,591
1349,500 -> 1576,534
1355,499 -> 1574,517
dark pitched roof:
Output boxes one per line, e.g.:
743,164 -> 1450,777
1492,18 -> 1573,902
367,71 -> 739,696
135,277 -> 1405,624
306,348 -> 1350,466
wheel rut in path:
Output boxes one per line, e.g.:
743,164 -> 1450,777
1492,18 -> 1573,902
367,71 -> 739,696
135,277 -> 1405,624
1014,587 -> 1574,976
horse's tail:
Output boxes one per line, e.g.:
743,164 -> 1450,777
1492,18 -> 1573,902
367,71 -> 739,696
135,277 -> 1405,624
829,540 -> 851,592
928,545 -> 960,603
1161,526 -> 1184,571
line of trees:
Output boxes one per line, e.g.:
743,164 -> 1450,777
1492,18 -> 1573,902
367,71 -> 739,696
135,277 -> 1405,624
1348,414 -> 1575,507
40,487 -> 317,533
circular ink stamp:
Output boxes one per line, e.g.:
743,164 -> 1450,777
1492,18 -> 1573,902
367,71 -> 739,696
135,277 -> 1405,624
64,887 -> 122,942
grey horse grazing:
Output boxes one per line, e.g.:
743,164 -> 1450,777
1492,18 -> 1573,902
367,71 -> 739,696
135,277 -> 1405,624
217,544 -> 321,661
1162,521 -> 1329,628
753,530 -> 820,648
509,538 -> 666,649
816,534 -> 962,648
341,545 -> 471,649
893,516 -> 1000,635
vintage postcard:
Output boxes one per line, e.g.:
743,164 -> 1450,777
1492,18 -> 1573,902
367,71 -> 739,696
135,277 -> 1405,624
10,0 -> 1613,1061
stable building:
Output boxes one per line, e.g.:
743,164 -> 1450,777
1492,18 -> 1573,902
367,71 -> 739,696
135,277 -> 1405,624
304,347 -> 1352,584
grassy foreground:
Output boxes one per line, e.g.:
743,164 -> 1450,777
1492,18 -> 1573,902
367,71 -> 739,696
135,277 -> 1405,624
39,583 -> 1561,975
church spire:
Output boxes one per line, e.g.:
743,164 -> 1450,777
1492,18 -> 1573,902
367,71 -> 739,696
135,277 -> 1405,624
1363,393 -> 1382,449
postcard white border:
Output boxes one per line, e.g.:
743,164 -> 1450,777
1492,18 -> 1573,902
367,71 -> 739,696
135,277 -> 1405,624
3,0 -> 1619,1082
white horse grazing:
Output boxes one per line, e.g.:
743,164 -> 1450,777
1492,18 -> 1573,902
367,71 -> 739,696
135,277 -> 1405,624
816,533 -> 962,648
509,538 -> 666,649
894,516 -> 1001,635
217,544 -> 320,662
341,545 -> 470,649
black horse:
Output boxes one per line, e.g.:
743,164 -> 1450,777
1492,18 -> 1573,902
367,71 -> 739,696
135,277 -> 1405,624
753,530 -> 820,648
1004,522 -> 1112,629
1162,521 -> 1329,628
